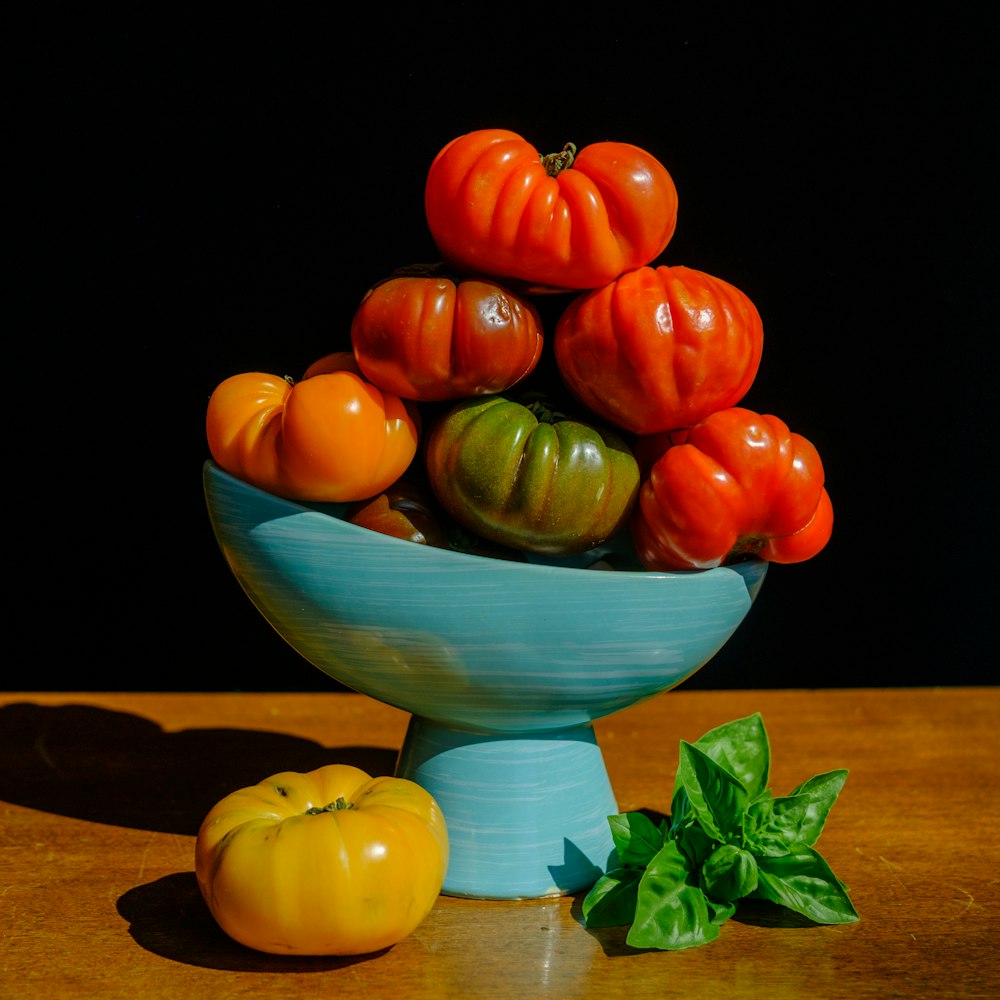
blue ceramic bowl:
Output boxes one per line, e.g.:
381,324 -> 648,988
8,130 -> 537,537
204,460 -> 766,898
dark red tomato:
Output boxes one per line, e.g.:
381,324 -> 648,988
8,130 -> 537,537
346,480 -> 452,547
346,478 -> 526,561
350,269 -> 544,402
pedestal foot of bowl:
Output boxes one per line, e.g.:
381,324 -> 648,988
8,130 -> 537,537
395,716 -> 619,899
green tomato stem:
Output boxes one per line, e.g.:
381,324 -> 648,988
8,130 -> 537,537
524,397 -> 569,425
540,143 -> 577,177
306,797 -> 355,814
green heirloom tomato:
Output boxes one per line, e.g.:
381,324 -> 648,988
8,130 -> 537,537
424,394 -> 640,556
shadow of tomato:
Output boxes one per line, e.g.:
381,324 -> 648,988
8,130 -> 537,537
117,872 -> 386,971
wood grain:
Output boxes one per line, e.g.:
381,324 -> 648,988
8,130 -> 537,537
1,688 -> 996,999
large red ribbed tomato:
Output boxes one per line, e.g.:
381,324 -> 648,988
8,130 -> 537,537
424,129 -> 678,292
630,407 -> 833,571
554,264 -> 764,436
350,268 -> 544,401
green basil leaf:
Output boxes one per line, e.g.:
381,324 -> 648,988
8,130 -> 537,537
672,816 -> 717,869
590,712 -> 856,951
743,791 -> 774,845
609,811 -> 666,867
582,867 -> 644,928
749,770 -> 848,855
669,784 -> 691,832
701,844 -> 759,902
707,897 -> 738,926
753,848 -> 860,924
678,741 -> 748,843
676,712 -> 771,800
626,841 -> 722,950
784,769 -> 849,842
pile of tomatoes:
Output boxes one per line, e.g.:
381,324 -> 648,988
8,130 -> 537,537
206,128 -> 832,572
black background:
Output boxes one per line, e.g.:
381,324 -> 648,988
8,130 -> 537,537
21,7 -> 997,692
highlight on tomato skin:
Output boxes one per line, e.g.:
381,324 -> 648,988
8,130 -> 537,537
629,407 -> 833,572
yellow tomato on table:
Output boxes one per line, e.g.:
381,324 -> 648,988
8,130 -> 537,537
195,764 -> 449,955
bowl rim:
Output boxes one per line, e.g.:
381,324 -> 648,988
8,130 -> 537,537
203,459 -> 767,587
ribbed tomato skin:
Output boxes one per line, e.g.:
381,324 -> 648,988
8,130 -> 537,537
554,264 -> 764,436
631,407 -> 832,570
424,129 -> 678,292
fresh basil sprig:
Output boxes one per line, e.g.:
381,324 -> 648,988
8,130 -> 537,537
582,712 -> 859,950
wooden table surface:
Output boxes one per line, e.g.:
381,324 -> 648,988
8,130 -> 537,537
1,687 -> 996,999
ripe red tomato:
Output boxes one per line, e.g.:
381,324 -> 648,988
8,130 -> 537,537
350,269 -> 544,401
554,265 -> 764,436
424,129 -> 678,292
630,407 -> 832,570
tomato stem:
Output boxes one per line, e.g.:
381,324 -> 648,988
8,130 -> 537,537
306,796 -> 356,814
730,536 -> 767,559
524,397 -> 569,425
540,142 -> 577,177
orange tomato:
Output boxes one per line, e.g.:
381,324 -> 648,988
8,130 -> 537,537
206,369 -> 419,502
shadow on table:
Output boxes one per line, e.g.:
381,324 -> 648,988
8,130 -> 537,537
117,871 -> 386,972
0,700 -> 398,835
